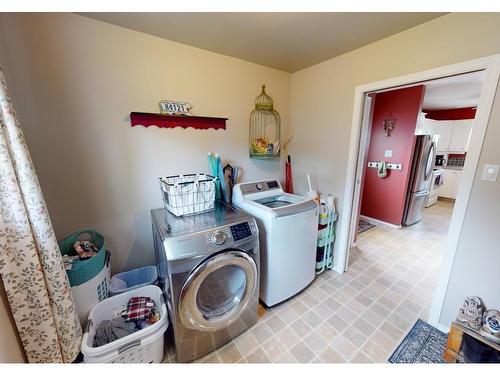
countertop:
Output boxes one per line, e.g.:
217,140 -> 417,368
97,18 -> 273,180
434,166 -> 464,171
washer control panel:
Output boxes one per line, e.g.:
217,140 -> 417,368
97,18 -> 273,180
211,231 -> 227,246
230,222 -> 252,241
204,220 -> 256,249
239,179 -> 282,195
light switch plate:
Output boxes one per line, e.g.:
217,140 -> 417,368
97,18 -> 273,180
481,164 -> 499,181
384,150 -> 393,157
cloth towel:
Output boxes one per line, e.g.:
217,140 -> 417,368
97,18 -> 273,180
93,317 -> 138,347
122,297 -> 155,322
377,161 -> 388,178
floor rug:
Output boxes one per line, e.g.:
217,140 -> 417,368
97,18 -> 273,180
388,319 -> 448,363
358,219 -> 375,234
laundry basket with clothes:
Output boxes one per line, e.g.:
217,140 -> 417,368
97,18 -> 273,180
59,229 -> 107,287
81,285 -> 168,363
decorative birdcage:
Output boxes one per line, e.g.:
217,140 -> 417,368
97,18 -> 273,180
249,85 -> 281,159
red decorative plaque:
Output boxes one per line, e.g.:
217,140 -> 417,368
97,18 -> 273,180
130,112 -> 227,130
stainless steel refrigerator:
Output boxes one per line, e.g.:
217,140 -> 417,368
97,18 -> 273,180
403,134 -> 436,226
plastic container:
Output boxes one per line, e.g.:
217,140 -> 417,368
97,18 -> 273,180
109,266 -> 158,296
71,251 -> 111,327
81,285 -> 168,363
59,229 -> 107,286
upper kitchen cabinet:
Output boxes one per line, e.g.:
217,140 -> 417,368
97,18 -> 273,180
433,120 -> 455,152
415,113 -> 435,135
448,120 -> 473,152
420,118 -> 473,152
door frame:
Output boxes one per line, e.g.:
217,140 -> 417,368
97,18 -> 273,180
335,54 -> 500,330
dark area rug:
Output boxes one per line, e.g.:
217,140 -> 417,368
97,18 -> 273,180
389,319 -> 448,363
358,219 -> 375,234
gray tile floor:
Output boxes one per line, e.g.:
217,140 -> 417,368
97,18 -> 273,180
163,200 -> 453,363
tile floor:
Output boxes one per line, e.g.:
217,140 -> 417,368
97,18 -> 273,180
163,200 -> 454,363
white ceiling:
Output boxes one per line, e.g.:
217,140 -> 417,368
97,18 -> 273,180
79,12 -> 445,72
422,70 -> 485,110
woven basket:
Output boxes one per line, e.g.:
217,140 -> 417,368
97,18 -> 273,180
59,229 -> 106,287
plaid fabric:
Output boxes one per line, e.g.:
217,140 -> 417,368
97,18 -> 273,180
122,297 -> 155,322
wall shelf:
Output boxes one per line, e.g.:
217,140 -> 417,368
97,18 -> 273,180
130,112 -> 227,130
249,153 -> 280,160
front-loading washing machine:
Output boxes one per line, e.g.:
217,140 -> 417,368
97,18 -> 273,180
151,201 -> 260,362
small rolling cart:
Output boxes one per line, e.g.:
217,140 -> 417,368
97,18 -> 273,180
315,198 -> 337,274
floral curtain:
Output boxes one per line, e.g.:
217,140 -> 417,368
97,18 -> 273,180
0,68 -> 82,362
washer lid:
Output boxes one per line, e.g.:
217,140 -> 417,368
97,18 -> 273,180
253,194 -> 318,218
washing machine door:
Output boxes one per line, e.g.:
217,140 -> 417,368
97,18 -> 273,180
178,250 -> 258,332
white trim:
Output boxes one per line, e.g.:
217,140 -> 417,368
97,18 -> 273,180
347,95 -> 374,249
434,322 -> 451,334
359,215 -> 401,229
336,55 -> 500,329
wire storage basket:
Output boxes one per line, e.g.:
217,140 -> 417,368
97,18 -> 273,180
249,85 -> 281,159
159,174 -> 217,217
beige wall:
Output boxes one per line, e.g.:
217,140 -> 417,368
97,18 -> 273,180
0,13 -> 290,273
0,281 -> 25,362
290,13 -> 500,328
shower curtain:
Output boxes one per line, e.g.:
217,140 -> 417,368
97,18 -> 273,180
0,68 -> 82,362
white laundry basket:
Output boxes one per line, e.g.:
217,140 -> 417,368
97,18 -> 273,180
71,251 -> 111,328
81,285 -> 168,363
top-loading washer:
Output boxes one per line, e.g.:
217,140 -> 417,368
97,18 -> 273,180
232,179 -> 319,307
151,201 -> 259,362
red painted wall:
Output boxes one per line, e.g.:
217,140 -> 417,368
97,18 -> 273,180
360,85 -> 425,226
423,107 -> 476,120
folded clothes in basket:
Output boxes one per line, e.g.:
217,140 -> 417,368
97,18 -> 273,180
121,297 -> 161,326
122,297 -> 154,321
92,296 -> 162,347
73,240 -> 99,259
93,318 -> 139,347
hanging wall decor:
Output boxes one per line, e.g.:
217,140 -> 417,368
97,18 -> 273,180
249,85 -> 281,159
159,100 -> 193,115
130,98 -> 227,130
383,114 -> 397,137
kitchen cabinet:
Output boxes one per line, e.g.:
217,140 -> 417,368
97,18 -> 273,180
415,113 -> 434,135
433,121 -> 455,152
451,170 -> 463,198
423,119 -> 473,153
449,120 -> 473,152
440,169 -> 463,199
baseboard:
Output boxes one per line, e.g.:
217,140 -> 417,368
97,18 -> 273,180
360,215 -> 402,229
433,322 -> 451,334
438,197 -> 456,203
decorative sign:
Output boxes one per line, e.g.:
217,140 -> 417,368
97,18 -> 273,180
383,116 -> 397,137
159,100 -> 193,115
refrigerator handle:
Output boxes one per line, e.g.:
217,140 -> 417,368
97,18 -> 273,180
415,190 -> 430,197
425,143 -> 436,181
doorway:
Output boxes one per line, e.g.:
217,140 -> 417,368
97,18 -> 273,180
335,55 -> 500,330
